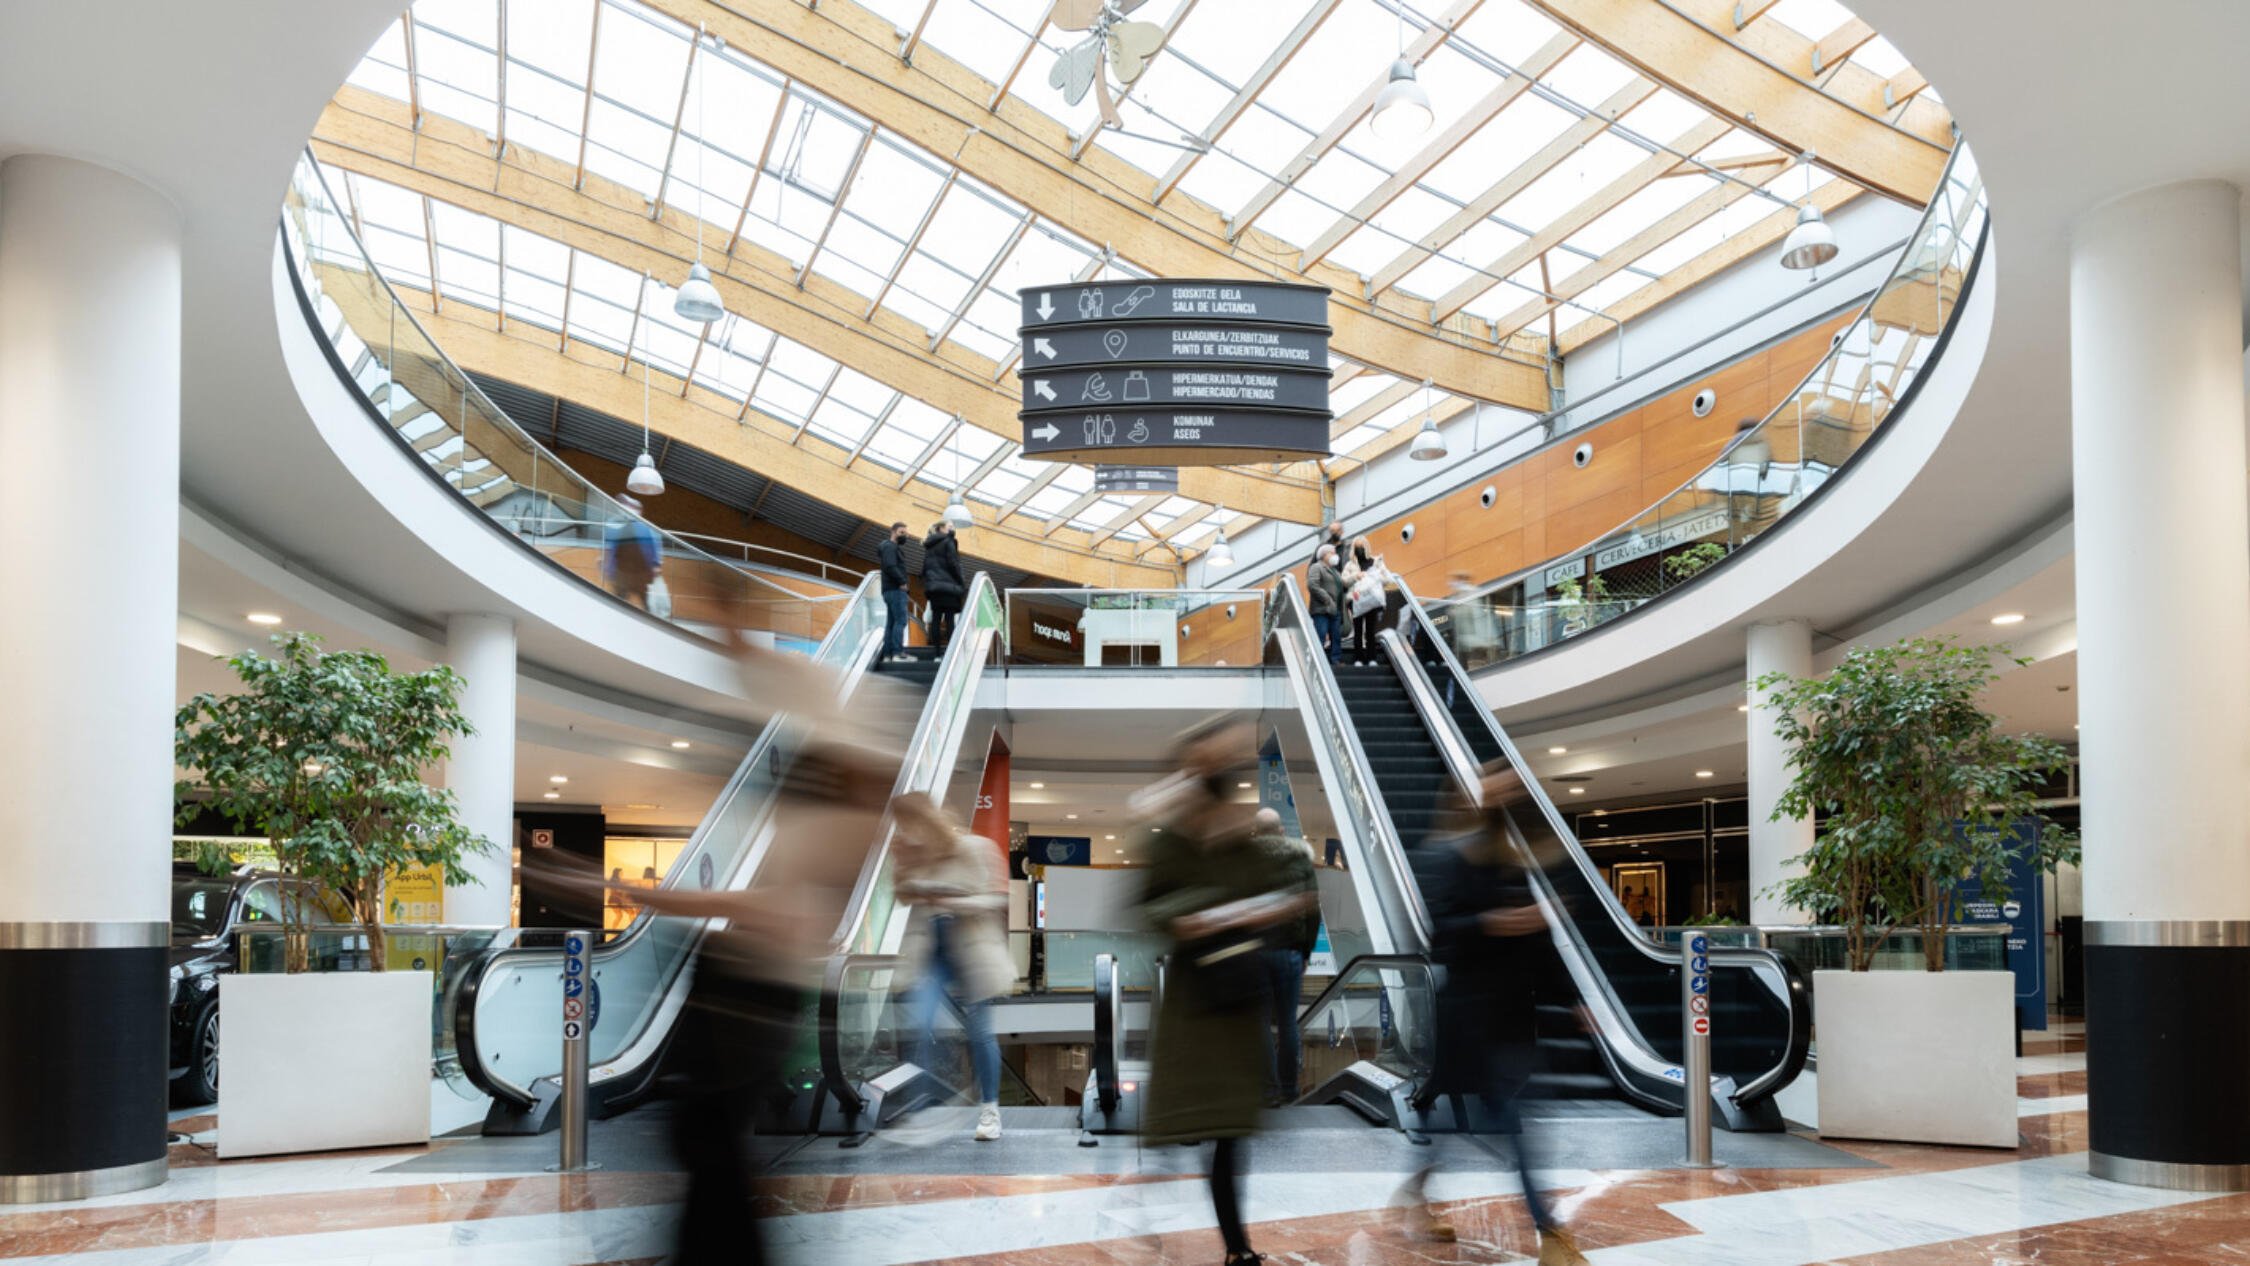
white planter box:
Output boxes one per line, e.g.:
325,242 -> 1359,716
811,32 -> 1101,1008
218,971 -> 434,1159
1814,969 -> 2017,1148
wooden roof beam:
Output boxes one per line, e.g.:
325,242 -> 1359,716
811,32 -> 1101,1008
1150,0 -> 1346,205
1297,31 -> 1578,272
1329,378 -> 1418,440
1432,116 -> 1731,322
310,94 -> 1324,525
1808,18 -> 1876,77
1519,0 -> 1948,204
1070,0 -> 1203,160
1367,77 -> 1654,298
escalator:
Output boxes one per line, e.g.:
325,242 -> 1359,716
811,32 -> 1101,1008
452,572 -> 996,1131
1264,576 -> 1808,1131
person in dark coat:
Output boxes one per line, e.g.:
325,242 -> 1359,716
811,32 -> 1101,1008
920,521 -> 966,648
1136,723 -> 1314,1266
877,521 -> 912,663
1306,544 -> 1347,664
1401,765 -> 1589,1265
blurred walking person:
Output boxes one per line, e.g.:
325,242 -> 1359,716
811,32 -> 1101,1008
1137,723 -> 1315,1265
603,494 -> 662,610
1400,764 -> 1589,1264
1249,808 -> 1318,1104
922,520 -> 966,649
878,520 -> 913,663
892,792 -> 1012,1141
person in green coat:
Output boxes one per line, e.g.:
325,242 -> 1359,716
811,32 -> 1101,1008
1135,723 -> 1316,1266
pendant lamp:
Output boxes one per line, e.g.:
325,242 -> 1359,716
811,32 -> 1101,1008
1407,379 -> 1445,460
1779,154 -> 1838,272
674,30 -> 728,324
628,288 -> 666,496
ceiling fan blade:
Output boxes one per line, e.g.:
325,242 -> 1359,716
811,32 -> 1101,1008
1092,67 -> 1125,129
1049,36 -> 1102,105
1106,19 -> 1166,86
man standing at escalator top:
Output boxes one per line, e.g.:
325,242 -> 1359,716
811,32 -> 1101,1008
878,521 -> 912,663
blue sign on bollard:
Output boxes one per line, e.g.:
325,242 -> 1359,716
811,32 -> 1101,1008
1691,954 -> 1709,975
1690,974 -> 1710,995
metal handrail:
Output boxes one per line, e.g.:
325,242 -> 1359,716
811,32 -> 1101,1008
1391,577 -> 1812,1109
1264,574 -> 1434,951
454,573 -> 885,1109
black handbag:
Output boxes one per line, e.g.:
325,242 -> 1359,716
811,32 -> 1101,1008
1180,928 -> 1268,1014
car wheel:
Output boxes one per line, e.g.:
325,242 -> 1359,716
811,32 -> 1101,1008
178,1001 -> 220,1106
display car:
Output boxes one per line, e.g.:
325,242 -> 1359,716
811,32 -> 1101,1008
168,862 -> 366,1104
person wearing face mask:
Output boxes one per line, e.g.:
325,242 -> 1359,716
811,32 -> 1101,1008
921,520 -> 967,649
1135,722 -> 1316,1266
877,521 -> 913,664
1398,764 -> 1589,1265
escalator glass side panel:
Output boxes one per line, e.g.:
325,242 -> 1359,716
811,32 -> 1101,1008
459,576 -> 888,1108
1294,955 -> 1439,1101
1392,582 -> 1808,1107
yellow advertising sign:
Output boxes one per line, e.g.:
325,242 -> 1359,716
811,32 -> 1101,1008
385,863 -> 443,925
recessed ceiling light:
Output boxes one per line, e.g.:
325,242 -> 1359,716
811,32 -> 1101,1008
1695,770 -> 1715,778
670,740 -> 690,749
1990,612 -> 2026,625
550,775 -> 569,784
624,802 -> 658,810
1737,703 -> 1750,712
1568,787 -> 1585,795
1028,781 -> 1045,789
1105,834 -> 1115,840
1065,813 -> 1078,820
1237,781 -> 1253,789
1548,746 -> 1568,755
247,612 -> 283,626
542,790 -> 559,799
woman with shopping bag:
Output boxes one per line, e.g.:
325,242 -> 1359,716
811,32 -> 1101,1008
1341,536 -> 1390,665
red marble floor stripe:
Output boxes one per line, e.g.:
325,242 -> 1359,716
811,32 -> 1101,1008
0,1172 -> 683,1258
2017,1069 -> 2090,1097
1825,1191 -> 2250,1264
754,1172 -> 1189,1217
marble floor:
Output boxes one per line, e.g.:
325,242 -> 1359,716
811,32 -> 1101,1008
6,1019 -> 2243,1265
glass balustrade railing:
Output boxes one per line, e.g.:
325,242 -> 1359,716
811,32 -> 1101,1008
1428,143 -> 1989,672
279,150 -> 860,647
1294,955 -> 1440,1104
1040,930 -> 1169,991
1003,588 -> 1267,668
455,573 -> 887,1113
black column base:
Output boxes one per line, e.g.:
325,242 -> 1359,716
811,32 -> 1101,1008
0,923 -> 170,1202
2086,922 -> 2250,1191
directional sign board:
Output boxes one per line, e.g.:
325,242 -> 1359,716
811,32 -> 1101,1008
1023,323 -> 1329,371
1022,407 -> 1331,466
1023,280 -> 1330,330
1022,364 -> 1331,412
1020,278 -> 1330,465
1093,465 -> 1180,495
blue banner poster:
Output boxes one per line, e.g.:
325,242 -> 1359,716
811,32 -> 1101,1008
1026,835 -> 1092,866
1951,819 -> 2048,1032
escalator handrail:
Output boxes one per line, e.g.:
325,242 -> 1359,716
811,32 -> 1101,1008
819,949 -> 1045,1117
455,573 -> 886,1108
1292,952 -> 1437,1023
1391,579 -> 1813,1106
830,571 -> 1005,953
1263,574 -> 1435,952
1090,952 -> 1120,1113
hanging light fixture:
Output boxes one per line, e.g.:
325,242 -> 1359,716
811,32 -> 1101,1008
674,29 -> 728,324
628,279 -> 667,496
1371,1 -> 1431,142
1206,510 -> 1235,570
1408,377 -> 1446,460
942,417 -> 974,528
1779,153 -> 1838,271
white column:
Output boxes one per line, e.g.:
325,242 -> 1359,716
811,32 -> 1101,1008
2071,179 -> 2250,1191
0,156 -> 179,927
1746,618 -> 1813,926
444,614 -> 517,926
0,154 -> 180,1200
2072,180 -> 2250,922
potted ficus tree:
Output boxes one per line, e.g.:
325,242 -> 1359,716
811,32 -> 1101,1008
1758,636 -> 2075,1148
174,631 -> 490,1157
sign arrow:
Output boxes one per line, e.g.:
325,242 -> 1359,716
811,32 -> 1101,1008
1032,337 -> 1056,359
1031,422 -> 1061,441
1033,380 -> 1057,402
1036,292 -> 1054,320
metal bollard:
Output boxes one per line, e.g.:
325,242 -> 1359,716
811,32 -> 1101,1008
553,929 -> 600,1172
1680,932 -> 1720,1169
